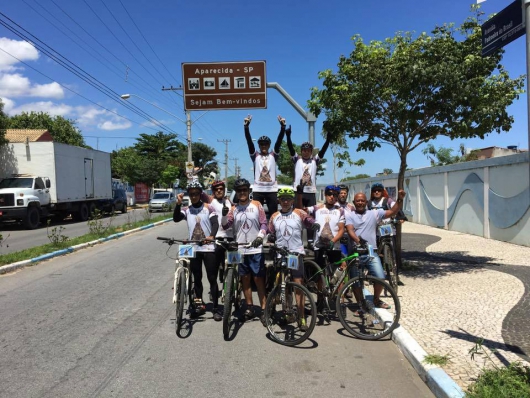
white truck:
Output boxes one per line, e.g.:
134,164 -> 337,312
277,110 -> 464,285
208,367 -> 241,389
0,141 -> 112,229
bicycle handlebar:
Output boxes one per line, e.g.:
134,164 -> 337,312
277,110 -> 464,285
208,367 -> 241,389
214,239 -> 251,250
157,237 -> 215,245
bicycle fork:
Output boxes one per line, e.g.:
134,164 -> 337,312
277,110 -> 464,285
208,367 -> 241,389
173,261 -> 189,304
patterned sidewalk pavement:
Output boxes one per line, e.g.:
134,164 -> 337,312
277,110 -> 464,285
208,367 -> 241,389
399,222 -> 530,391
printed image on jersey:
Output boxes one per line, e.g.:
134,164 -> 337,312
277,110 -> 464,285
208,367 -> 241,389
191,215 -> 206,241
301,166 -> 312,186
260,165 -> 272,182
320,216 -> 334,243
278,219 -> 294,244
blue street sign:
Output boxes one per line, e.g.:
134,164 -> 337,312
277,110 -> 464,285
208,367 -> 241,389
481,0 -> 525,57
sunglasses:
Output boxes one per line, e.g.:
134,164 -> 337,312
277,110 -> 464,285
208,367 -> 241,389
279,196 -> 294,201
325,192 -> 338,197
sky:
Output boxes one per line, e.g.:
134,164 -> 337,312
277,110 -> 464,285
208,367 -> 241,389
0,0 -> 528,185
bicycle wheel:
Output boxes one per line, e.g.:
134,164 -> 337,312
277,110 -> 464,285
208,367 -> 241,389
336,276 -> 400,340
383,243 -> 399,295
303,259 -> 325,295
175,271 -> 186,335
223,268 -> 235,338
264,281 -> 317,346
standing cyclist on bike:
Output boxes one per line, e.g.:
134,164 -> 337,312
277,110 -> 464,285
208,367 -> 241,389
268,187 -> 320,330
337,184 -> 355,256
344,190 -> 406,309
173,181 -> 222,321
221,178 -> 268,324
286,129 -> 331,241
244,114 -> 286,219
208,180 -> 233,283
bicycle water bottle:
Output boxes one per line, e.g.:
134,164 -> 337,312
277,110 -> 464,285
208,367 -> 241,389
330,267 -> 345,285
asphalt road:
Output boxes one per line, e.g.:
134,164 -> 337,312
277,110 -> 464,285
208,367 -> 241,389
0,222 -> 433,398
0,207 -> 170,255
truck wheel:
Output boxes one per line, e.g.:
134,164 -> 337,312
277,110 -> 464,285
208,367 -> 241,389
121,203 -> 127,214
78,203 -> 89,221
24,206 -> 40,229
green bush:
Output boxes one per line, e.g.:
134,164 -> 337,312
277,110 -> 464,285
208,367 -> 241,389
466,362 -> 530,398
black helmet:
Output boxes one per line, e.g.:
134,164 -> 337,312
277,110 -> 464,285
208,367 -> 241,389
233,178 -> 251,190
301,141 -> 313,150
257,135 -> 271,145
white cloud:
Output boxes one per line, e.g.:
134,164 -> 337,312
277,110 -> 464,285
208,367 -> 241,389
6,101 -> 73,117
0,73 -> 64,99
0,38 -> 39,72
0,97 -> 15,113
98,120 -> 132,130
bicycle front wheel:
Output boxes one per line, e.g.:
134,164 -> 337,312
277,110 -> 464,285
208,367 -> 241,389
223,268 -> 235,338
264,281 -> 317,346
336,276 -> 400,340
383,243 -> 398,295
303,259 -> 325,295
175,271 -> 186,335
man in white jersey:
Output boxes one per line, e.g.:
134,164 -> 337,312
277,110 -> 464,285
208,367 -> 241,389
207,180 -> 233,283
344,190 -> 406,310
173,181 -> 222,321
268,187 -> 320,331
221,178 -> 268,325
244,114 -> 286,218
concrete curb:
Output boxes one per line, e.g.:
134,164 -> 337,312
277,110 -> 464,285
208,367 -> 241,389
0,218 -> 173,275
392,324 -> 465,398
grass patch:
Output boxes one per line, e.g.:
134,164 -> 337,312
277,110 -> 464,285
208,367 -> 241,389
424,354 -> 450,366
0,213 -> 171,267
466,362 -> 530,398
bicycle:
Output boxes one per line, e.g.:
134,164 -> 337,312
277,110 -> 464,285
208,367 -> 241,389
263,244 -> 317,346
304,240 -> 400,340
377,220 -> 399,294
157,237 -> 210,337
215,239 -> 250,339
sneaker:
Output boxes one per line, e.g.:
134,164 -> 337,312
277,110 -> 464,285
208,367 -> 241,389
243,308 -> 255,321
213,308 -> 223,322
298,317 -> 309,332
193,299 -> 206,316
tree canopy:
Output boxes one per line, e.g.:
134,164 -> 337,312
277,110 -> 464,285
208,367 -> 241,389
0,100 -> 7,146
8,111 -> 87,147
308,5 -> 525,190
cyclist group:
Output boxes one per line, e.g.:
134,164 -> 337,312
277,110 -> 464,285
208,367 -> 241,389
172,115 -> 407,331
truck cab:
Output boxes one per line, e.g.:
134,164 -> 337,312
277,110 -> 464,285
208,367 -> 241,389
0,175 -> 51,229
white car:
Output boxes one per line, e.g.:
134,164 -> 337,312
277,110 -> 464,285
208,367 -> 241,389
148,192 -> 176,212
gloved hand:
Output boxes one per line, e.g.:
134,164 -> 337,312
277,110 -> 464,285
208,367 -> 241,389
251,236 -> 263,248
311,223 -> 321,232
267,234 -> 276,243
222,204 -> 229,216
328,241 -> 335,250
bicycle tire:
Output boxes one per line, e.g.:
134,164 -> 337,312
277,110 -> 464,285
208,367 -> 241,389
223,268 -> 235,338
383,243 -> 399,295
336,276 -> 400,340
264,281 -> 317,346
175,270 -> 186,335
303,259 -> 326,295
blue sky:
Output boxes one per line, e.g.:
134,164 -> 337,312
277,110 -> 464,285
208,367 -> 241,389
0,0 -> 527,184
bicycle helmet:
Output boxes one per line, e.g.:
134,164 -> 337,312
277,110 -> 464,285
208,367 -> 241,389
233,178 -> 251,190
186,180 -> 203,192
339,184 -> 349,192
257,135 -> 271,144
211,180 -> 225,189
371,182 -> 384,190
325,185 -> 341,192
277,187 -> 295,198
300,141 -> 313,150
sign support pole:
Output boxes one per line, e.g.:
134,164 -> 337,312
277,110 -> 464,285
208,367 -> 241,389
526,0 -> 530,201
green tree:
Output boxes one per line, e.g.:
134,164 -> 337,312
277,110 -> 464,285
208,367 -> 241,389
160,164 -> 181,188
308,5 -> 524,265
308,5 -> 524,192
349,173 -> 371,180
422,143 -> 480,166
8,111 -> 86,147
134,131 -> 183,160
111,147 -> 143,184
0,100 -> 8,146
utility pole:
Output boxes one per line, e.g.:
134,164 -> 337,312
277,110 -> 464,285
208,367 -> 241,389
218,139 -> 231,181
231,157 -> 239,178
